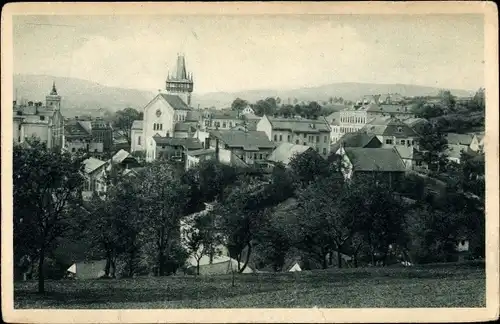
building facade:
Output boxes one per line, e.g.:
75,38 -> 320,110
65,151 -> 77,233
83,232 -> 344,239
256,115 -> 332,158
13,83 -> 64,150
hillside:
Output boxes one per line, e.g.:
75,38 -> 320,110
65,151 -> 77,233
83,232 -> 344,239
13,74 -> 475,116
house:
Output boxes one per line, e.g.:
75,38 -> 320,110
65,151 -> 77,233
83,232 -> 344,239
12,83 -> 64,150
256,115 -> 331,157
185,148 -> 216,170
394,146 -> 426,170
64,118 -> 113,155
325,111 -> 341,143
66,259 -> 107,280
209,129 -> 276,167
130,120 -> 144,152
446,144 -> 477,164
402,118 -> 429,135
476,133 -> 485,151
108,149 -> 140,172
337,147 -> 407,183
361,117 -> 420,149
330,131 -> 382,155
446,133 -> 480,152
152,136 -> 203,162
81,157 -> 108,200
204,110 -> 242,130
267,143 -> 313,167
241,105 -> 255,115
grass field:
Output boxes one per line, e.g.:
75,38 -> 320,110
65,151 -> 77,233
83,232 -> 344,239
14,262 -> 485,309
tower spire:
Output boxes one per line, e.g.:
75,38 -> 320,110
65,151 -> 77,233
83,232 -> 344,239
50,81 -> 58,95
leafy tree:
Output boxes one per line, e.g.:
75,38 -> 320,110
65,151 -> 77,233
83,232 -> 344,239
288,149 -> 329,188
439,90 -> 456,112
182,211 -> 222,275
418,121 -> 448,172
138,162 -> 190,276
113,107 -> 143,144
304,101 -> 322,119
253,97 -> 278,116
14,140 -> 84,293
231,98 -> 249,113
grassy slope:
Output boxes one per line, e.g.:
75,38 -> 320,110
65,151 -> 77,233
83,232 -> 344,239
15,263 -> 485,308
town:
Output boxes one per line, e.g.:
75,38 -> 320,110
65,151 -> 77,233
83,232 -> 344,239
12,53 -> 486,308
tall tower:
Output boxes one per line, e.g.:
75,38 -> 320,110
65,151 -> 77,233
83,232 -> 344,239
46,81 -> 61,110
165,54 -> 194,106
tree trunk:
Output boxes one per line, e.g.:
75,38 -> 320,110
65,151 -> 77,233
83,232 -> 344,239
239,243 -> 252,273
321,250 -> 328,269
104,250 -> 111,277
196,259 -> 200,276
329,250 -> 333,266
37,245 -> 45,294
337,249 -> 343,269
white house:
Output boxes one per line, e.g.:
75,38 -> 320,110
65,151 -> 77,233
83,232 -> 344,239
241,105 -> 255,115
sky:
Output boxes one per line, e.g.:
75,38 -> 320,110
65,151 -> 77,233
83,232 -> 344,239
13,14 -> 484,94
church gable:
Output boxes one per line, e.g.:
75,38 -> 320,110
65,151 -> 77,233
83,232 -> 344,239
144,94 -> 175,117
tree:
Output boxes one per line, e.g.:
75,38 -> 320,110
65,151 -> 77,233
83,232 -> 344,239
438,90 -> 456,112
288,149 -> 329,188
231,98 -> 249,113
113,107 -> 143,144
182,211 -> 222,275
14,140 -> 84,293
304,101 -> 322,119
418,121 -> 449,172
138,162 -> 190,276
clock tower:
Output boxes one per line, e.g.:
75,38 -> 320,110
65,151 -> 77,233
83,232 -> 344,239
165,54 -> 194,106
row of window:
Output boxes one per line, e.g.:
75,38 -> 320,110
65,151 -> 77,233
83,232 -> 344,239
273,133 -> 328,144
153,123 -> 163,131
341,116 -> 366,124
175,114 -> 186,122
384,138 -> 416,146
205,120 -> 235,128
339,126 -> 361,134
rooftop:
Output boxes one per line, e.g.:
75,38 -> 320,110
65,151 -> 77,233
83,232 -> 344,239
187,148 -> 216,157
267,116 -> 331,133
362,118 -> 418,138
153,136 -> 203,150
446,133 -> 476,146
344,147 -> 406,172
331,132 -> 382,153
325,111 -> 341,125
82,157 -> 107,174
131,120 -> 143,130
210,130 -> 275,151
174,122 -> 198,132
159,93 -> 191,111
210,110 -> 241,120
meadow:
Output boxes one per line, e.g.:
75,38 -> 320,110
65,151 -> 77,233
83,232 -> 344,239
14,262 -> 485,309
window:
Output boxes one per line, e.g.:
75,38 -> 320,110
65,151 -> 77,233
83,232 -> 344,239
94,149 -> 98,153
279,135 -> 283,141
323,148 -> 327,155
259,153 -> 263,159
223,122 -> 227,128
40,116 -> 45,121
138,136 -> 141,145
412,140 -> 415,145
316,136 -> 320,143
401,140 -> 405,145
296,140 -> 299,144
303,133 -> 306,138
287,135 -> 291,142
303,142 -> 306,145
324,135 -> 327,143
166,132 -> 170,138
385,139 -> 393,144
160,124 -> 163,131
274,134 -> 278,141
397,127 -> 403,133
254,153 -> 257,159
72,147 -> 76,152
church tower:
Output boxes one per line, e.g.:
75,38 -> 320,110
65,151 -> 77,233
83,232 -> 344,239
165,54 -> 194,106
46,81 -> 61,110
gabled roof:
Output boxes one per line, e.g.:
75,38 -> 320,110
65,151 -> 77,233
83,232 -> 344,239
112,149 -> 133,164
82,157 -> 107,174
64,120 -> 92,137
344,147 -> 406,172
186,110 -> 202,122
365,103 -> 413,114
331,132 -> 382,153
267,116 -> 331,133
210,130 -> 275,151
210,110 -> 240,120
267,143 -> 312,165
362,118 -> 418,138
187,148 -> 216,157
174,122 -> 197,132
446,144 -> 472,160
446,133 -> 475,146
131,120 -> 143,130
159,93 -> 191,110
153,137 -> 203,150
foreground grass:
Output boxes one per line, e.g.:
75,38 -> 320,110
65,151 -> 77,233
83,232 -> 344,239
14,262 -> 485,308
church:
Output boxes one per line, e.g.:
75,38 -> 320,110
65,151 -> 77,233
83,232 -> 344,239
130,54 -> 203,162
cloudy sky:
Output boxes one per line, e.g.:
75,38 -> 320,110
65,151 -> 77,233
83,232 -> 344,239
13,14 -> 484,94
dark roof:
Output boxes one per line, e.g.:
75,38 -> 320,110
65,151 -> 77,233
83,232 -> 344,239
267,143 -> 312,165
446,133 -> 475,146
187,148 -> 216,157
210,110 -> 240,120
160,94 -> 191,110
210,130 -> 275,151
366,103 -> 414,114
153,137 -> 203,150
64,120 -> 92,137
174,122 -> 197,132
331,132 -> 382,153
344,147 -> 406,172
186,110 -> 202,122
267,116 -> 331,133
325,111 -> 341,125
362,118 -> 418,138
82,157 -> 107,174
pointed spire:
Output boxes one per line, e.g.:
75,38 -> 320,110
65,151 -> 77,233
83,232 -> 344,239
176,54 -> 187,79
50,81 -> 58,95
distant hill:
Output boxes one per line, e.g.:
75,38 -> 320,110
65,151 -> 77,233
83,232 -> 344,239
13,74 -> 155,117
13,74 -> 475,116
